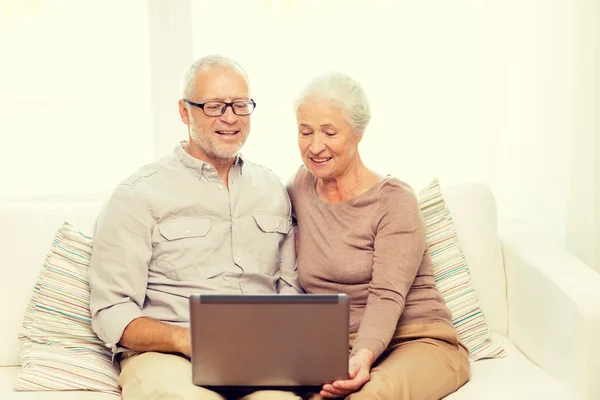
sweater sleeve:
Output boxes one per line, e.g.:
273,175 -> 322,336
351,186 -> 427,360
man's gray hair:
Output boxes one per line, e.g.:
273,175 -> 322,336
293,72 -> 371,135
180,54 -> 249,99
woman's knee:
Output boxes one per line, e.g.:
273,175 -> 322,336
241,390 -> 301,400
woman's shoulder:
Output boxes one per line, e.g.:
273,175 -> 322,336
377,176 -> 418,199
286,165 -> 313,200
373,176 -> 421,214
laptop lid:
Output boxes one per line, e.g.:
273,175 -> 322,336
189,294 -> 349,388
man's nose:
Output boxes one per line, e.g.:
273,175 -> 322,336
219,105 -> 238,123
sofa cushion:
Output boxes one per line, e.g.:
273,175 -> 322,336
0,196 -> 106,367
445,335 -> 574,399
13,222 -> 120,395
0,367 -> 118,399
419,179 -> 504,360
442,183 -> 508,335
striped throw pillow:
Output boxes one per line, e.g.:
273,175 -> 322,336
14,222 -> 120,395
419,179 -> 505,361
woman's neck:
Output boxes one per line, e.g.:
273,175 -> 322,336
316,157 -> 379,203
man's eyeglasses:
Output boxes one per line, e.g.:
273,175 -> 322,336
184,99 -> 256,116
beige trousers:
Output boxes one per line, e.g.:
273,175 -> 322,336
308,322 -> 471,400
119,322 -> 469,400
118,351 -> 301,400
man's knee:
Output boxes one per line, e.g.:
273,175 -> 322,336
119,351 -> 225,400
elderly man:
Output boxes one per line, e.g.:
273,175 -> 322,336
89,55 -> 302,400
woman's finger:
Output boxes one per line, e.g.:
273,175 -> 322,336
333,370 -> 368,391
320,387 -> 348,398
323,381 -> 353,397
348,363 -> 359,379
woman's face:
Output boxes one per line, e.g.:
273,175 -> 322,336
296,97 -> 361,180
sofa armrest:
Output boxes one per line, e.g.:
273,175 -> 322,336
500,229 -> 600,400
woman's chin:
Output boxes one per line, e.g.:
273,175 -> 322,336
308,168 -> 335,180
305,159 -> 334,178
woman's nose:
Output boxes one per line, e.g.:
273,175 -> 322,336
308,135 -> 325,154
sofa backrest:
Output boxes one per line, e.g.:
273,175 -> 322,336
0,183 -> 509,367
442,182 -> 508,335
0,194 -> 107,366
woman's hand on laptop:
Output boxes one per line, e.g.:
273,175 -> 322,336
320,348 -> 375,398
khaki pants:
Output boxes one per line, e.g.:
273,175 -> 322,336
119,322 -> 469,400
119,351 -> 301,400
308,322 -> 471,400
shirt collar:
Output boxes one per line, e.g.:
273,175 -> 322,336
174,141 -> 245,174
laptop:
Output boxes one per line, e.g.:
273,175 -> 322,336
189,294 -> 349,388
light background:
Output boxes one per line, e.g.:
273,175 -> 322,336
0,0 -> 598,272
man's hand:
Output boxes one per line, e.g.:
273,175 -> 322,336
319,348 -> 375,398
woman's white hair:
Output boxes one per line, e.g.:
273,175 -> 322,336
180,54 -> 249,99
293,72 -> 371,135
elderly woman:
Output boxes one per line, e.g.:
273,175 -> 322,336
287,73 -> 470,400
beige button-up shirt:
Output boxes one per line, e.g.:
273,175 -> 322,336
89,142 -> 301,352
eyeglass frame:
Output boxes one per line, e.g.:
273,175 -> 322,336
183,99 -> 257,116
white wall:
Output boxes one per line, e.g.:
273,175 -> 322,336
1,0 -> 597,271
181,0 -> 598,270
0,0 -> 152,196
565,0 -> 599,272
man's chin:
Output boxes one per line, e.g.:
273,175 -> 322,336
211,145 -> 243,161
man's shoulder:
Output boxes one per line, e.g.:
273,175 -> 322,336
242,159 -> 286,186
119,155 -> 175,188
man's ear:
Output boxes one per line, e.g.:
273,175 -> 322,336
178,100 -> 190,125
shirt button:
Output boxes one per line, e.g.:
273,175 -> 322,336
218,184 -> 224,190
235,257 -> 241,263
184,228 -> 191,234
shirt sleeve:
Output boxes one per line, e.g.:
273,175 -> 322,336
277,223 -> 303,294
351,188 -> 427,360
278,173 -> 303,294
88,183 -> 153,350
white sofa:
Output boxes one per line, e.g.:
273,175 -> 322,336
1,183 -> 599,399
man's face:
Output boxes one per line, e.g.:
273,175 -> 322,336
179,67 -> 251,163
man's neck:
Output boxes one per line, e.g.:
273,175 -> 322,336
184,142 -> 236,189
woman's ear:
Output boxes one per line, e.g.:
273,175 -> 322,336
357,131 -> 364,143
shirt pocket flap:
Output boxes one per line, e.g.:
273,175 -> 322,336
253,214 -> 290,234
158,217 -> 211,240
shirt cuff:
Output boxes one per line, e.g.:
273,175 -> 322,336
279,283 -> 303,294
92,300 -> 145,353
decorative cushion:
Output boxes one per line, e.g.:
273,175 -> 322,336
14,222 -> 120,395
418,179 -> 505,361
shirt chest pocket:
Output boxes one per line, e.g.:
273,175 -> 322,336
155,217 -> 218,281
250,213 -> 290,275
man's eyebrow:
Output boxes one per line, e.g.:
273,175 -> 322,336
203,96 -> 249,102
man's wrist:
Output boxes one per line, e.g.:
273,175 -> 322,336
171,326 -> 189,354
